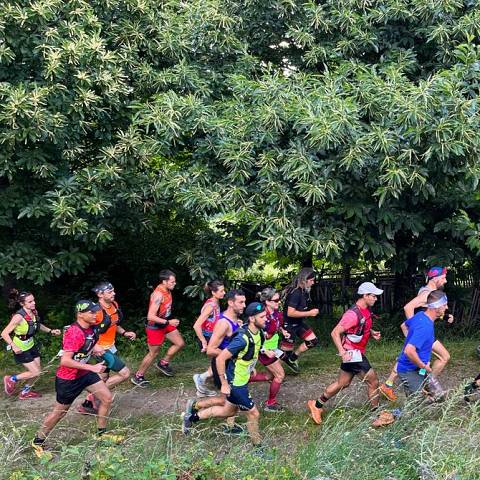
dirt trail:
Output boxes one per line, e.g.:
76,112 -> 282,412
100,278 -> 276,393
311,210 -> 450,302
1,363 -> 476,426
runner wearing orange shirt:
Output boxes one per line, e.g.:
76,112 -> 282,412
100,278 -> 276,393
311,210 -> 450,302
78,282 -> 136,414
132,270 -> 185,385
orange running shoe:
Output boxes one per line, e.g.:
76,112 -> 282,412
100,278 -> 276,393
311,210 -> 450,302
379,383 -> 398,402
372,410 -> 395,428
307,400 -> 323,425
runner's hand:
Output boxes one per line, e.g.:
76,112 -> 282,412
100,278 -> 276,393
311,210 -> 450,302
280,328 -> 290,339
11,344 -> 22,354
201,341 -> 208,353
425,364 -> 432,373
168,319 -> 180,327
220,382 -> 231,396
124,331 -> 136,340
371,330 -> 381,341
309,308 -> 319,317
91,362 -> 106,374
447,314 -> 454,324
51,329 -> 61,336
341,350 -> 352,362
93,345 -> 105,356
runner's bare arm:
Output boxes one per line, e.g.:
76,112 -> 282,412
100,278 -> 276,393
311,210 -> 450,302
330,324 -> 348,358
146,291 -> 168,325
403,291 -> 429,319
287,306 -> 319,318
206,320 -> 229,358
400,321 -> 409,337
60,350 -> 106,373
193,304 -> 214,344
1,314 -> 23,349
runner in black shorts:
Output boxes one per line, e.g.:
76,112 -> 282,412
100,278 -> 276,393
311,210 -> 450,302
308,282 -> 385,425
281,268 -> 319,373
31,300 -> 122,458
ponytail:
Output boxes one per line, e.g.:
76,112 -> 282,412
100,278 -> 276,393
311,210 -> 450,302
204,280 -> 224,295
7,289 -> 32,312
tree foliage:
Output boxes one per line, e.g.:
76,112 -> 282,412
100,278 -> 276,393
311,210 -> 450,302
2,0 -> 480,287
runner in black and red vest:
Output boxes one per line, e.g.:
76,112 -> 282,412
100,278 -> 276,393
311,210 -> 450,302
308,282 -> 384,425
32,300 -> 122,458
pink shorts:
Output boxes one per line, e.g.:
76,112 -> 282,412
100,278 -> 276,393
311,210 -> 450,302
146,325 -> 177,346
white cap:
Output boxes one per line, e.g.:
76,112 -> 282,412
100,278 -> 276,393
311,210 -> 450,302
357,282 -> 383,295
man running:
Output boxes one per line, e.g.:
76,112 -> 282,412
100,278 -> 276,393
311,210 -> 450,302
132,270 -> 185,385
307,282 -> 383,424
182,302 -> 268,449
379,266 -> 451,401
79,281 -> 136,414
32,300 -> 120,457
180,289 -> 245,433
395,290 -> 448,399
281,268 -> 319,373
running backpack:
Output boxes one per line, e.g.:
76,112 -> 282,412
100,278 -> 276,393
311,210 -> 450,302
231,326 -> 265,361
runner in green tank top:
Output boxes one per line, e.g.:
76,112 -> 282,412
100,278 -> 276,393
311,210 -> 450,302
1,290 -> 61,399
182,302 -> 274,451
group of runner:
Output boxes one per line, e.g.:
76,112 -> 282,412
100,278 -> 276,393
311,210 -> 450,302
1,266 -> 479,455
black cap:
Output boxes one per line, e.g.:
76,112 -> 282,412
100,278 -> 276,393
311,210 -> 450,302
75,299 -> 102,313
245,302 -> 265,317
92,281 -> 114,293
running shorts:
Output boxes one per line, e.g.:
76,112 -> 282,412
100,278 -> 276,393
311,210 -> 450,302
398,370 -> 427,396
55,371 -> 101,405
227,384 -> 255,411
258,352 -> 278,367
13,345 -> 40,364
283,321 -> 313,341
146,324 -> 177,346
340,355 -> 372,376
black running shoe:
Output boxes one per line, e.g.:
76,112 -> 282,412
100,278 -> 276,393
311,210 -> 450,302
283,356 -> 299,374
182,413 -> 193,434
222,423 -> 244,435
156,362 -> 174,377
131,374 -> 150,387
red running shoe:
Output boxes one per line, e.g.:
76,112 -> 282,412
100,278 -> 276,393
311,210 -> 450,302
19,390 -> 42,400
3,376 -> 16,396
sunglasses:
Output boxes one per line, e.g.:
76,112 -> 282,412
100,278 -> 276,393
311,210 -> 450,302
270,298 -> 280,303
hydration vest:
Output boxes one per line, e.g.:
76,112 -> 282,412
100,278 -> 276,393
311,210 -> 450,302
342,304 -> 370,345
71,322 -> 100,364
233,326 -> 265,361
146,286 -> 172,330
14,308 -> 41,340
98,301 -> 123,327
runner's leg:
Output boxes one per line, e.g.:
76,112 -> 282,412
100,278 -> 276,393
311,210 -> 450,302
105,366 -> 130,389
245,406 -> 261,445
136,344 -> 161,376
360,368 -> 380,409
87,381 -> 113,430
431,340 -> 450,377
162,330 -> 185,363
265,361 -> 284,406
37,402 -> 71,439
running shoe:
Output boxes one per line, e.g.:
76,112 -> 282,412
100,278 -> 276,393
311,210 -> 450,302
97,432 -> 125,443
379,383 -> 398,402
464,382 -> 478,402
253,445 -> 273,460
185,398 -> 197,416
156,361 -> 174,377
18,390 -> 42,400
283,356 -> 299,374
182,412 -> 193,435
426,375 -> 446,401
264,403 -> 284,412
222,423 -> 244,435
307,400 -> 323,425
193,373 -> 217,397
371,410 -> 395,428
130,374 -> 150,387
77,401 -> 98,415
31,438 -> 52,461
86,393 -> 99,409
3,375 -> 16,396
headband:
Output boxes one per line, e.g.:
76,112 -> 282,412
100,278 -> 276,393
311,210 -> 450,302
426,295 -> 448,308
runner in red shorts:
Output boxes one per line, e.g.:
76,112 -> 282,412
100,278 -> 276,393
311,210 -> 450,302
131,270 -> 185,385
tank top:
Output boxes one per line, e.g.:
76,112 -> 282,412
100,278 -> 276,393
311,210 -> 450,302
263,309 -> 282,350
96,301 -> 122,349
218,313 -> 240,350
201,298 -> 220,335
12,308 -> 39,352
146,285 -> 172,329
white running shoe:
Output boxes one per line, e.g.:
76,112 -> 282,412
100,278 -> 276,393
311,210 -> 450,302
193,373 -> 217,397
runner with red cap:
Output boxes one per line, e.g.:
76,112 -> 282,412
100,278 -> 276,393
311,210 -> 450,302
307,282 -> 384,425
379,266 -> 451,401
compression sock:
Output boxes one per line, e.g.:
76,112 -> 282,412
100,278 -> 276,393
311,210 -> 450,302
160,359 -> 169,366
249,372 -> 270,382
189,412 -> 200,422
21,384 -> 31,394
199,371 -> 210,382
316,395 -> 328,409
266,380 -> 282,405
385,379 -> 394,387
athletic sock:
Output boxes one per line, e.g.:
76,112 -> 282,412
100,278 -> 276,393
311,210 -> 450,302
316,395 -> 328,409
33,436 -> 45,445
290,352 -> 298,361
199,371 -> 210,382
385,380 -> 394,387
11,375 -> 18,382
249,372 -> 269,382
267,380 -> 282,404
21,384 -> 31,394
97,428 -> 107,436
160,359 -> 169,366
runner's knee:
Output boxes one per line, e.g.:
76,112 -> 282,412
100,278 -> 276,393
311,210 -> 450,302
119,367 -> 130,379
304,337 -> 318,349
246,407 -> 260,420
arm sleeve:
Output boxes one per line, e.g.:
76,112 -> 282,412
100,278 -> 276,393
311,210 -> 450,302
227,334 -> 248,357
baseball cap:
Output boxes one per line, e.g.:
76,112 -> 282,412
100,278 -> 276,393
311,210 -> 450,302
427,266 -> 447,279
357,282 -> 383,295
245,302 -> 266,317
92,281 -> 114,293
75,299 -> 102,313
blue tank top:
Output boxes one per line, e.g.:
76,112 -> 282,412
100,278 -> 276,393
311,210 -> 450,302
218,313 -> 240,350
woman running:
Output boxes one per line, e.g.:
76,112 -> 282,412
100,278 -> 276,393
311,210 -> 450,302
193,280 -> 225,396
249,287 -> 288,412
2,290 -> 61,399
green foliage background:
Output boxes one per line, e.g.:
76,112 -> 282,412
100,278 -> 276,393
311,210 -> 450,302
2,0 -> 480,294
